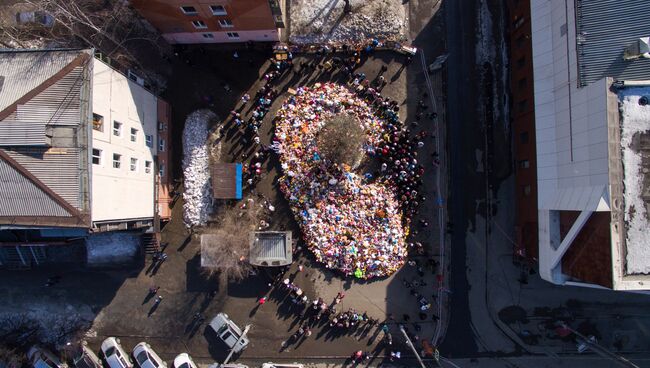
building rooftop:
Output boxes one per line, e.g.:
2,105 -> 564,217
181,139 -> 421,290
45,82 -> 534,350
0,49 -> 92,228
576,0 -> 650,87
618,86 -> 650,275
249,231 -> 292,267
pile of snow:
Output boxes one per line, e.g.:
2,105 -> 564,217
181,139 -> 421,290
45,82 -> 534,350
619,88 -> 650,274
290,0 -> 407,44
86,232 -> 140,266
182,110 -> 216,227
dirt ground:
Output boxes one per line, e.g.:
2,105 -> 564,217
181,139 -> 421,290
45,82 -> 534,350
0,41 -> 446,367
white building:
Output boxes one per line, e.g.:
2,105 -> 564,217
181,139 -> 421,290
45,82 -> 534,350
0,49 -> 173,268
531,0 -> 650,290
90,60 -> 159,229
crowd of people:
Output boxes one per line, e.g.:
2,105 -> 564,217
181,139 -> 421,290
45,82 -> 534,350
274,83 -> 408,279
277,276 -> 380,345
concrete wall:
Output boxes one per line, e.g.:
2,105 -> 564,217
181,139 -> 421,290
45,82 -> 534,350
531,0 -> 610,213
531,0 -> 612,287
90,59 -> 158,223
163,29 -> 278,43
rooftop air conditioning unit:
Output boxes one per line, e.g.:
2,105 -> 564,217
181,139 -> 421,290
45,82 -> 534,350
624,37 -> 650,60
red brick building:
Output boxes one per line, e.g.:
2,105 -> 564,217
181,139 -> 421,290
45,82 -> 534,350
130,0 -> 285,43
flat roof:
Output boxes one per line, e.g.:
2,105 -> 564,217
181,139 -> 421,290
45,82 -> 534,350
211,163 -> 242,199
249,231 -> 292,267
617,86 -> 650,275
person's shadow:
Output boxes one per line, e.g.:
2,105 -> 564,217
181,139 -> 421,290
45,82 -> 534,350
249,303 -> 261,317
142,291 -> 157,305
147,301 -> 161,317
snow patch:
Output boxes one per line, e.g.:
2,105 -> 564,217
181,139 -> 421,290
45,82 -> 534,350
86,232 -> 140,266
289,0 -> 407,45
182,110 -> 216,227
0,304 -> 94,346
619,88 -> 650,274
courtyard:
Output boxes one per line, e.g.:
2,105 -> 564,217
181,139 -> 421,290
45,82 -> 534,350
0,38 -> 448,366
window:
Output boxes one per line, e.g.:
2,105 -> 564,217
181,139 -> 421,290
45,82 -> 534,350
112,153 -> 121,169
158,122 -> 166,131
218,19 -> 233,27
130,157 -> 138,172
92,148 -> 102,165
192,20 -> 207,29
145,160 -> 152,174
202,33 -> 214,39
518,78 -> 527,89
130,128 -> 138,142
180,5 -> 197,14
520,131 -> 529,144
93,113 -> 104,131
159,163 -> 165,177
519,160 -> 530,169
517,56 -> 526,69
523,185 -> 531,196
210,5 -> 227,15
158,138 -> 165,152
517,99 -> 528,112
516,34 -> 526,48
113,121 -> 122,136
146,134 -> 153,148
226,32 -> 240,39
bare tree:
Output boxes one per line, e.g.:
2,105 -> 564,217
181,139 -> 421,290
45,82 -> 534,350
316,113 -> 367,169
0,345 -> 22,368
201,196 -> 267,281
0,0 -> 170,91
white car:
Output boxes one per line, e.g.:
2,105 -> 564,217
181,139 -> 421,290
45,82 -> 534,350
172,354 -> 196,368
208,313 -> 249,353
261,364 -> 304,368
101,337 -> 133,368
133,343 -> 167,368
27,346 -> 68,368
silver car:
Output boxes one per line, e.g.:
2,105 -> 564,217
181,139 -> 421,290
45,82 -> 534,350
132,343 -> 167,368
208,313 -> 249,353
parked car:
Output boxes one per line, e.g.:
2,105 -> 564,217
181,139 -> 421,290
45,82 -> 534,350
261,364 -> 304,368
172,354 -> 196,368
73,342 -> 102,368
100,337 -> 133,368
27,346 -> 68,368
207,364 -> 249,368
208,313 -> 250,353
132,343 -> 166,368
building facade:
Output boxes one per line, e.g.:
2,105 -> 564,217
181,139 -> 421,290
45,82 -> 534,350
507,0 -> 538,264
527,0 -> 650,290
0,49 -> 173,268
130,0 -> 285,44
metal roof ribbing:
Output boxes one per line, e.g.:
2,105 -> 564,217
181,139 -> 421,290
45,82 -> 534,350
0,120 -> 46,146
576,0 -> 650,87
0,157 -> 70,217
0,50 -> 82,112
19,66 -> 83,126
4,148 -> 81,209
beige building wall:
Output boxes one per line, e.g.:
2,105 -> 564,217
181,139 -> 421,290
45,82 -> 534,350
90,59 -> 158,223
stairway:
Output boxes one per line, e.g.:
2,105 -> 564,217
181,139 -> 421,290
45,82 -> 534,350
141,233 -> 160,255
0,246 -> 30,269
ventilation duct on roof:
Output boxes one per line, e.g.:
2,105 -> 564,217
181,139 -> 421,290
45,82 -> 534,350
624,37 -> 650,60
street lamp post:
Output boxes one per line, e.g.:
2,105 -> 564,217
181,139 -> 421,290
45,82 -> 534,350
398,325 -> 430,368
560,322 -> 639,368
223,324 -> 251,365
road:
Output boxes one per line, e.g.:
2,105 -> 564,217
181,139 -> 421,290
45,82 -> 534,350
440,0 -> 483,357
